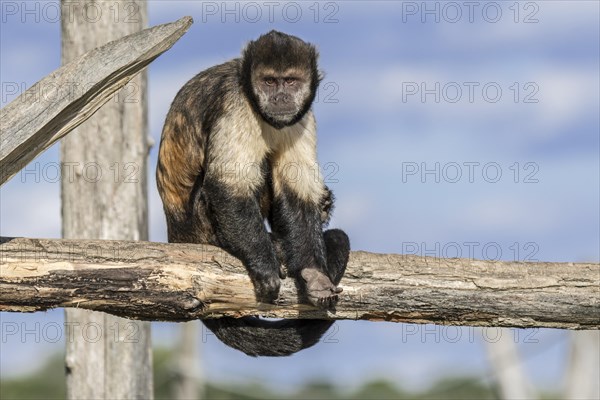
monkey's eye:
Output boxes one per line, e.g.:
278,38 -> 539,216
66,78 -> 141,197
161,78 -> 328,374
284,78 -> 297,86
264,77 -> 276,86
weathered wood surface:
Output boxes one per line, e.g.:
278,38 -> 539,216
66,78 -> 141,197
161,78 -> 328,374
0,15 -> 192,186
59,3 -> 158,399
1,237 -> 598,329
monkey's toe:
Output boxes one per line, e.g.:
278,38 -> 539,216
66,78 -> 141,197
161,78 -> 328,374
301,268 -> 342,309
278,264 -> 287,279
317,294 -> 339,309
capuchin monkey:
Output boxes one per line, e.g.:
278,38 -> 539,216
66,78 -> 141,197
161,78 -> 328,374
156,30 -> 350,357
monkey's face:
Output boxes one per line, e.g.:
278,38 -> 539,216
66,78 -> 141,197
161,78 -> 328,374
241,30 -> 321,129
251,67 -> 313,129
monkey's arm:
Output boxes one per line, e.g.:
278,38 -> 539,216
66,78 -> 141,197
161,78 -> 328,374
269,187 -> 341,306
270,189 -> 327,273
202,178 -> 281,302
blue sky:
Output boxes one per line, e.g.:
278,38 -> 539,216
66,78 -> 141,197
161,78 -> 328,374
1,0 -> 598,394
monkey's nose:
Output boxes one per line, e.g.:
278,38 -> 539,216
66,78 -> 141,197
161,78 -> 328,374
272,93 -> 291,104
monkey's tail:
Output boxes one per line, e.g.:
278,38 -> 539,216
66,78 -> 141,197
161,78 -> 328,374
202,318 -> 335,357
203,229 -> 350,357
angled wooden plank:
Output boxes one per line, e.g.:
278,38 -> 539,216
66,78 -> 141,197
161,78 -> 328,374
0,16 -> 193,186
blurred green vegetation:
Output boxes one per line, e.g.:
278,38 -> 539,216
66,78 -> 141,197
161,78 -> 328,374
1,348 -> 552,399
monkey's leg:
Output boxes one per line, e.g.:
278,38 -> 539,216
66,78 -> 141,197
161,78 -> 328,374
299,229 -> 349,308
270,190 -> 346,308
323,229 -> 350,286
203,181 -> 281,303
269,233 -> 288,279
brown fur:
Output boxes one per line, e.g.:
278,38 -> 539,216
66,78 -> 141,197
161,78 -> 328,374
156,111 -> 203,216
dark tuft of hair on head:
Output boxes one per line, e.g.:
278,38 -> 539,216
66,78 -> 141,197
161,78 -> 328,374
242,30 -> 319,73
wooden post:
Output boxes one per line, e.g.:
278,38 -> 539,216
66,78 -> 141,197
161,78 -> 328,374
485,330 -> 534,399
172,322 -> 203,399
60,1 -> 152,398
565,331 -> 600,399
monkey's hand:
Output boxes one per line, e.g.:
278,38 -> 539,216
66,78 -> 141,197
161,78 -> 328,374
252,270 -> 282,304
300,268 -> 343,309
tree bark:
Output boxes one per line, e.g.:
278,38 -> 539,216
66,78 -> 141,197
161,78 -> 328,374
1,237 -> 598,330
60,1 -> 151,398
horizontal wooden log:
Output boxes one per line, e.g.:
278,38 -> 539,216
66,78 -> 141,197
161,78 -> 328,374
0,236 -> 598,329
0,16 -> 192,186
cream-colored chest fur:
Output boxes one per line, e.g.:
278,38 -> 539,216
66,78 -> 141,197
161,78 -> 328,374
207,97 -> 324,205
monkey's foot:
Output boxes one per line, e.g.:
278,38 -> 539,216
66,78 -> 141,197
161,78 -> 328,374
300,268 -> 342,309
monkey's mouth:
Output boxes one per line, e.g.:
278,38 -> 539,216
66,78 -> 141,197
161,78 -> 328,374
263,112 -> 297,129
265,111 -> 296,123
269,106 -> 298,116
